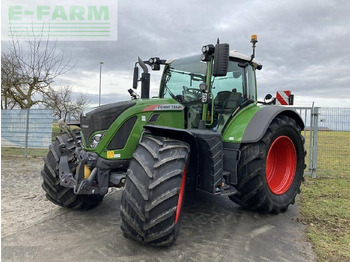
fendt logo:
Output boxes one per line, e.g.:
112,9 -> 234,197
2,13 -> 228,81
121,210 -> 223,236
2,0 -> 118,41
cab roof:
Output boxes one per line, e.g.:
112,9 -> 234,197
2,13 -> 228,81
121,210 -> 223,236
229,50 -> 261,66
166,50 -> 261,67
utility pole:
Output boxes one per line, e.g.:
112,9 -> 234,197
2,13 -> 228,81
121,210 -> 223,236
99,61 -> 104,106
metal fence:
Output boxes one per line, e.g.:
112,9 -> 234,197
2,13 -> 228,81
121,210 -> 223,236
293,106 -> 319,178
1,109 -> 53,155
317,108 -> 350,176
294,106 -> 350,178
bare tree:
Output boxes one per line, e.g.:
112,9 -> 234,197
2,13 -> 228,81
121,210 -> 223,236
43,86 -> 89,121
1,52 -> 23,109
1,35 -> 71,109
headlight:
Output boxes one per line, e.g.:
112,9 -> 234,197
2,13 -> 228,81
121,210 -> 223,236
90,133 -> 104,148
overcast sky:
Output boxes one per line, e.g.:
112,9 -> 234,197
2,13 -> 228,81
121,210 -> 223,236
3,0 -> 350,107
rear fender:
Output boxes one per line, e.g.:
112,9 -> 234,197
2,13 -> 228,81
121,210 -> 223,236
223,105 -> 304,143
241,106 -> 305,143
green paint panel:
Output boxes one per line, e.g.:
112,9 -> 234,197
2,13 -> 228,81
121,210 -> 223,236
83,98 -> 184,160
222,103 -> 261,143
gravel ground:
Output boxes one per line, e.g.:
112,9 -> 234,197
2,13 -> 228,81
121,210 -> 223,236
1,155 -> 317,262
1,156 -> 63,237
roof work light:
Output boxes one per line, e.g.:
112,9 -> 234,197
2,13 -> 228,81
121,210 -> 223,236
201,44 -> 215,61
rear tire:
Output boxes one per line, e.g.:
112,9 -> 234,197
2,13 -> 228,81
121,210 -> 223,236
41,130 -> 104,209
120,135 -> 189,246
229,115 -> 305,213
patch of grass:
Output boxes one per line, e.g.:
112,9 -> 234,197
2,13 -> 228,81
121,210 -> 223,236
52,123 -> 62,141
1,147 -> 48,157
316,131 -> 350,176
299,131 -> 350,261
52,123 -> 80,141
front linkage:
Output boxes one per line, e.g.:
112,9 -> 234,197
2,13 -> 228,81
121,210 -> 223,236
57,127 -> 125,197
58,146 -> 108,195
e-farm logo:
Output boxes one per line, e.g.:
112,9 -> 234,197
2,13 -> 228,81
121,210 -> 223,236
2,0 -> 117,41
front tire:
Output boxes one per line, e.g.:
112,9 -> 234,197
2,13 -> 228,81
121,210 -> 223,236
229,115 -> 305,213
41,130 -> 104,209
120,135 -> 189,246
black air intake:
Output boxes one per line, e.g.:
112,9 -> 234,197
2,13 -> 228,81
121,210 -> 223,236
107,116 -> 137,150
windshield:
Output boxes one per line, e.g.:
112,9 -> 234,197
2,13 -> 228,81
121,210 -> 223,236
161,55 -> 206,104
160,54 -> 256,104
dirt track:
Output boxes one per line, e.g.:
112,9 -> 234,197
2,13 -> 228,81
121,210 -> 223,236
1,156 -> 316,262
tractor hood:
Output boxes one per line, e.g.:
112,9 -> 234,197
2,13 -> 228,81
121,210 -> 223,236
80,101 -> 136,146
80,98 -> 183,148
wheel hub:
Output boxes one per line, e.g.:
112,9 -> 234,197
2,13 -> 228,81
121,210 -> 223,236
265,136 -> 297,195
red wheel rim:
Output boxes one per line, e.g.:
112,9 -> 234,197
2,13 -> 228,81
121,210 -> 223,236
175,165 -> 187,224
265,136 -> 297,195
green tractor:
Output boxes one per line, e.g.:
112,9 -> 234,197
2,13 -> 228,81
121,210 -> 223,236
41,36 -> 305,246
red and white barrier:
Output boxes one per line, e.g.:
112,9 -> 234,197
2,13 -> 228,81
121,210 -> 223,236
276,91 -> 291,105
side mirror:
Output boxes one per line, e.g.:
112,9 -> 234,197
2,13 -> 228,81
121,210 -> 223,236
213,43 -> 229,77
264,94 -> 272,100
132,66 -> 139,89
264,94 -> 276,105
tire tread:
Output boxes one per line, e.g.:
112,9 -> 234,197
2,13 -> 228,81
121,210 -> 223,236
121,135 -> 189,246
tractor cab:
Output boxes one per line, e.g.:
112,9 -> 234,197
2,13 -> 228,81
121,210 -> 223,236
159,52 -> 260,132
132,36 -> 262,133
